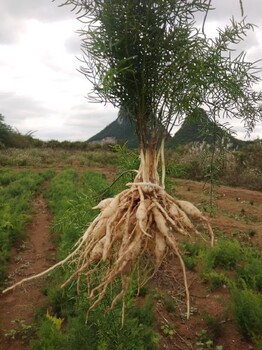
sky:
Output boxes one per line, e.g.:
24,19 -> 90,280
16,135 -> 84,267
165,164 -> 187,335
0,0 -> 262,142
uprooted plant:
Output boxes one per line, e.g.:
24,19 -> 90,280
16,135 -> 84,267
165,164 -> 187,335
3,0 -> 262,321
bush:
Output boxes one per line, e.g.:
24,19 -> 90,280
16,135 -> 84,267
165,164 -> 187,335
238,256 -> 262,292
203,238 -> 242,271
232,288 -> 262,341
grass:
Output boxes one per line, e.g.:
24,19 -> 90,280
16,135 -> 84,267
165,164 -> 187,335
1,146 -> 261,349
199,232 -> 262,345
31,169 -> 159,350
0,148 -> 118,168
0,169 -> 54,285
232,288 -> 262,341
202,238 -> 242,271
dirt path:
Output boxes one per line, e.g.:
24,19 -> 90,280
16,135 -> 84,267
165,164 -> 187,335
0,195 -> 55,350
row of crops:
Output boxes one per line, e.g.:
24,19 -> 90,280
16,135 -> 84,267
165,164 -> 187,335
0,169 -> 54,284
1,168 -> 262,349
0,168 -> 158,348
31,169 -> 158,350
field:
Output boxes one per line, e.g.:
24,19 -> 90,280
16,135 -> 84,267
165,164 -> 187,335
0,147 -> 261,350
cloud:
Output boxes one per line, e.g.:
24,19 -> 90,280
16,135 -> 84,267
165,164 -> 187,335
0,0 -> 261,142
0,90 -> 118,141
206,0 -> 262,22
0,0 -> 75,22
0,0 -> 77,45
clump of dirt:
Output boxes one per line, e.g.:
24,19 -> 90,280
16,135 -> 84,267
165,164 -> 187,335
0,196 -> 55,350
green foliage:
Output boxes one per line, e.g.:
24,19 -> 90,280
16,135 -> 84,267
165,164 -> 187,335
197,232 -> 262,345
63,0 -> 262,154
182,241 -> 203,270
0,147 -> 118,168
31,316 -> 64,350
0,170 -> 49,284
3,318 -> 36,343
201,271 -> 229,291
238,254 -> 262,292
202,238 -> 242,271
45,170 -> 110,255
34,292 -> 159,350
232,288 -> 262,341
0,113 -> 42,149
161,294 -> 176,313
160,322 -> 176,337
195,329 -> 223,350
33,169 -> 159,349
113,143 -> 140,172
202,314 -> 222,340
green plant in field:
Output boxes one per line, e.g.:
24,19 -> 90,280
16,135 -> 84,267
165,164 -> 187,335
160,322 -> 176,337
238,257 -> 262,292
195,329 -> 223,350
202,313 -> 222,340
162,294 -> 176,313
0,170 -> 47,285
23,0 -> 259,323
30,171 -> 160,350
232,288 -> 262,341
203,238 -> 242,271
4,318 -> 36,343
182,241 -> 203,270
201,271 -> 229,291
35,284 -> 159,350
31,316 -> 64,350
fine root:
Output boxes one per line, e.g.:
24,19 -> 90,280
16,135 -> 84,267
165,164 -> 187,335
2,181 -> 214,322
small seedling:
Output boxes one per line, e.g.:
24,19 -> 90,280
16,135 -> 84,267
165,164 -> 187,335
160,322 -> 176,337
4,318 -> 35,343
196,329 -> 223,350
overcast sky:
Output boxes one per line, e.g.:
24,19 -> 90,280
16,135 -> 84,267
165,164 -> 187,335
0,0 -> 262,141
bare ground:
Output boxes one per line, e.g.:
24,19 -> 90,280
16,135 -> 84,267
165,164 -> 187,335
153,178 -> 262,350
0,195 -> 55,350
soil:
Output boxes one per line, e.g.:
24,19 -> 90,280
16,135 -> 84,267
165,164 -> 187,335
0,195 -> 55,350
0,171 -> 261,350
152,178 -> 262,350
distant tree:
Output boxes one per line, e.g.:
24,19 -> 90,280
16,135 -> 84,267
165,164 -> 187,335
5,0 -> 262,319
0,114 -> 12,147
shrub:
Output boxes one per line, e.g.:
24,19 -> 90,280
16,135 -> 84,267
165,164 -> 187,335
203,238 -> 242,271
232,288 -> 262,341
238,257 -> 262,292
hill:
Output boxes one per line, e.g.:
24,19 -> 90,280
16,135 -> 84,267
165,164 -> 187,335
87,115 -> 139,148
87,108 -> 246,149
168,108 -> 245,149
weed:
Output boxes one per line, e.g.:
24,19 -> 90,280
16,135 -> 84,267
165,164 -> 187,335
4,318 -> 36,343
33,170 -> 159,350
182,241 -> 203,270
0,170 -> 46,285
202,238 -> 242,271
232,287 -> 262,340
160,322 -> 176,337
201,271 -> 229,291
162,294 -> 176,313
181,307 -> 198,320
238,256 -> 262,292
202,313 -> 222,339
195,329 -> 223,350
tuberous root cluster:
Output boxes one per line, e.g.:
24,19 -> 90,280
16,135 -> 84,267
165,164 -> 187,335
3,182 -> 214,321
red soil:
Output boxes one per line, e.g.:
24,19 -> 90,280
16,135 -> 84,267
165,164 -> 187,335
0,196 -> 55,350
